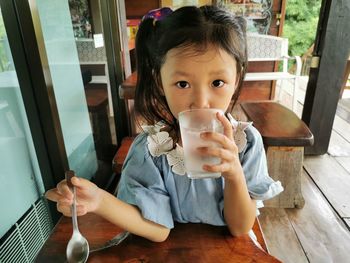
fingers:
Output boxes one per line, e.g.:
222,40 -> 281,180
45,177 -> 98,217
198,112 -> 236,150
57,180 -> 74,200
71,176 -> 83,188
56,203 -> 87,217
45,178 -> 82,211
72,178 -> 99,205
203,162 -> 231,173
217,112 -> 233,140
45,188 -> 60,202
197,146 -> 234,161
71,176 -> 93,191
53,177 -> 90,199
200,131 -> 237,152
198,146 -> 240,174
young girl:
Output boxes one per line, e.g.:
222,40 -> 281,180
46,5 -> 283,242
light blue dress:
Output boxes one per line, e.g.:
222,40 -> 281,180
117,124 -> 283,229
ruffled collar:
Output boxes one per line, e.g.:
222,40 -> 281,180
143,113 -> 252,176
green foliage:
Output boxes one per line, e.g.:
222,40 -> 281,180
283,0 -> 321,57
0,13 -> 10,72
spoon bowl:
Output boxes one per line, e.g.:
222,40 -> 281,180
66,231 -> 89,263
65,171 -> 89,263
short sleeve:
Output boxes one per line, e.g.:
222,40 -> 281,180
239,126 -> 284,201
116,134 -> 174,229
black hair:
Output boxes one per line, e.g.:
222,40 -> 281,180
134,5 -> 247,132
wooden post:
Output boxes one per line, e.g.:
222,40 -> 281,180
302,0 -> 350,155
100,0 -> 130,147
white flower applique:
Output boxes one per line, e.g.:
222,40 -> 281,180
142,121 -> 164,135
147,131 -> 173,157
166,144 -> 186,175
143,122 -> 186,175
143,121 -> 173,157
226,113 -> 252,153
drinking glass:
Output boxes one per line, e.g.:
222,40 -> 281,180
179,109 -> 224,179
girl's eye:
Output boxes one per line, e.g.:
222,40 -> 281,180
211,79 -> 225,88
176,81 -> 190,89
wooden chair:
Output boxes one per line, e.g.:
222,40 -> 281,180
112,136 -> 134,175
85,88 -> 112,161
245,33 -> 302,111
82,69 -> 113,161
80,62 -> 113,116
240,101 -> 314,208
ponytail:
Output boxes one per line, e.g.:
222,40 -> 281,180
134,18 -> 172,127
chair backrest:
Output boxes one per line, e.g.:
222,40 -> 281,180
247,33 -> 289,62
80,63 -> 106,76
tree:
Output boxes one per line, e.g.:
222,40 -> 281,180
0,13 -> 11,72
283,0 -> 321,57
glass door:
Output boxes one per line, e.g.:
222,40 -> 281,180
0,7 -> 52,262
33,0 -> 98,179
1,0 -> 130,260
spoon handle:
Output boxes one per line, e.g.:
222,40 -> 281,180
72,187 -> 79,232
65,170 -> 74,188
65,170 -> 79,232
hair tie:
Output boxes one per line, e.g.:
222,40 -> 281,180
143,7 -> 173,23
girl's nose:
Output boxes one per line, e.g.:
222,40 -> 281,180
189,89 -> 210,109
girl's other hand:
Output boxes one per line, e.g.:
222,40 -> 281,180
199,111 -> 244,182
45,177 -> 103,217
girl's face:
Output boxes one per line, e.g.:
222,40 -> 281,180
160,45 -> 239,120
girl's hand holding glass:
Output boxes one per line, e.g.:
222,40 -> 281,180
198,112 -> 244,182
45,177 -> 102,217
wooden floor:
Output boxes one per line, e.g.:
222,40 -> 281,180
337,98 -> 350,123
258,97 -> 350,262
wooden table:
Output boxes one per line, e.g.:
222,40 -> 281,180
36,214 -> 280,262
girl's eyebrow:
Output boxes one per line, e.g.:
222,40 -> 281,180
208,69 -> 230,75
172,71 -> 192,77
172,69 -> 230,77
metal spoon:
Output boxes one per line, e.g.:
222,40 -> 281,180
65,171 -> 89,263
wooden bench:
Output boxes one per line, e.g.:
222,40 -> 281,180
240,101 -> 314,208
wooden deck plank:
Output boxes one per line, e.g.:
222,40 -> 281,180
335,157 -> 350,173
332,115 -> 350,143
338,98 -> 350,113
328,130 -> 350,156
286,171 -> 350,262
345,218 -> 350,229
337,98 -> 350,123
304,155 -> 350,217
259,208 -> 308,263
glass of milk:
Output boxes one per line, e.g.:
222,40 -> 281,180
179,108 -> 224,179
